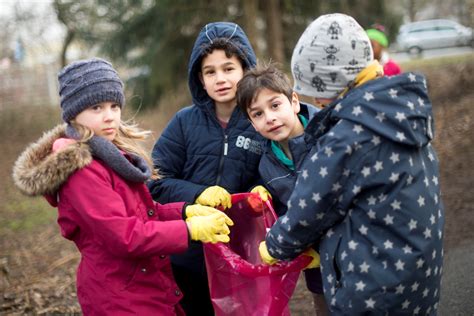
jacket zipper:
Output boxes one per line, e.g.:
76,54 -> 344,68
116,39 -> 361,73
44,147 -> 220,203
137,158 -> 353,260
216,133 -> 228,185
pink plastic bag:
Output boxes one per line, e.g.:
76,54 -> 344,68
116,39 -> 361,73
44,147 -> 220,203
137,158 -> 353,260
203,193 -> 311,316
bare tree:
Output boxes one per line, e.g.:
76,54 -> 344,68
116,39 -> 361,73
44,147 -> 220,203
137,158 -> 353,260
242,0 -> 261,58
0,2 -> 63,65
0,16 -> 15,60
54,1 -> 75,67
407,0 -> 416,22
264,0 -> 284,64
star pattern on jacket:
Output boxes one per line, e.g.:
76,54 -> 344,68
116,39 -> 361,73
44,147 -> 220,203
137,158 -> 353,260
265,73 -> 444,314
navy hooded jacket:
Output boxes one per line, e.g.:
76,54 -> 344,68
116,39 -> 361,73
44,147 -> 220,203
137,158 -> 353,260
148,22 -> 263,270
266,73 -> 444,314
259,102 -> 319,216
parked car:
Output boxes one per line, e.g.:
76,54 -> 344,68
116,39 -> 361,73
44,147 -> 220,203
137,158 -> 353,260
396,19 -> 473,54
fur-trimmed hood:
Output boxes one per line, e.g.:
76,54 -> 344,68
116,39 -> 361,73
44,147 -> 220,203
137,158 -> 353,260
12,124 -> 92,196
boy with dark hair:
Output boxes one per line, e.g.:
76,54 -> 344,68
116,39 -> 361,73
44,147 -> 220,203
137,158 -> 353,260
148,22 -> 263,315
237,64 -> 327,315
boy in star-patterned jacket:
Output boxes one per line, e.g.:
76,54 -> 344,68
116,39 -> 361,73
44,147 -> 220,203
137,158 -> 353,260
259,14 -> 444,314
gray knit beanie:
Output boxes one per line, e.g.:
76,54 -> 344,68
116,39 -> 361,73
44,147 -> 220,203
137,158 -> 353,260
291,13 -> 373,99
58,58 -> 125,122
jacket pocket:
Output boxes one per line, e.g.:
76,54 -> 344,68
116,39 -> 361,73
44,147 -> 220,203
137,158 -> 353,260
122,260 -> 141,290
330,235 -> 343,289
327,234 -> 352,310
322,235 -> 343,296
123,257 -> 172,292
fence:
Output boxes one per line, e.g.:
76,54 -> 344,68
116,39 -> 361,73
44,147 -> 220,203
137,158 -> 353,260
0,63 -> 59,110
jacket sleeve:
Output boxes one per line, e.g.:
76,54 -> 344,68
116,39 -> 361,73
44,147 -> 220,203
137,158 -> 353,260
154,201 -> 186,221
265,125 -> 354,260
147,113 -> 207,203
60,164 -> 189,258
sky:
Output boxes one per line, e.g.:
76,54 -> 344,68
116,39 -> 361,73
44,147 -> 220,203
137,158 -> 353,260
0,0 -> 65,64
0,0 -> 52,16
0,0 -> 64,41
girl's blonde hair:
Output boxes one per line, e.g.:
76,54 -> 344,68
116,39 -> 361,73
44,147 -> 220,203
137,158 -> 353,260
71,120 -> 159,180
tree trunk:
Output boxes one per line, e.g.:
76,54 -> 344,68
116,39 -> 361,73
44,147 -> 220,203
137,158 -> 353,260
242,0 -> 261,58
264,0 -> 284,64
408,0 -> 416,22
60,29 -> 75,67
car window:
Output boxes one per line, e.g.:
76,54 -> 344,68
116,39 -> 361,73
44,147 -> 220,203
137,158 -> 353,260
409,27 -> 437,33
437,26 -> 456,31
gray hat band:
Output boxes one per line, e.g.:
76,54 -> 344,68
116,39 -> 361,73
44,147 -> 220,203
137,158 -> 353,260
59,67 -> 120,95
60,76 -> 123,102
58,58 -> 113,77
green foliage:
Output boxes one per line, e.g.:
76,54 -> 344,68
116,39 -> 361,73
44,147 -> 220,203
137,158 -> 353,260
0,105 -> 61,233
54,2 -> 235,107
1,191 -> 55,232
280,1 -> 322,62
52,0 -> 403,109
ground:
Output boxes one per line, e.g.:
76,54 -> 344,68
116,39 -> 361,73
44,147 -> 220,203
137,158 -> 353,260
1,56 -> 473,315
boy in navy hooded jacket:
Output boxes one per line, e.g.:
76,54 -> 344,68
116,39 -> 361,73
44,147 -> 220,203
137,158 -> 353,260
148,22 -> 263,315
237,64 -> 327,315
259,14 -> 444,315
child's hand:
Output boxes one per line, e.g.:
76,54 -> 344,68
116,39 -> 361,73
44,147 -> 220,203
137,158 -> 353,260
251,185 -> 272,202
303,248 -> 320,269
186,212 -> 234,243
259,241 -> 278,265
195,186 -> 232,209
185,204 -> 226,219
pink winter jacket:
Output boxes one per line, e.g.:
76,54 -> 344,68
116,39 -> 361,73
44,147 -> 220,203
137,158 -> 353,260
12,125 -> 189,315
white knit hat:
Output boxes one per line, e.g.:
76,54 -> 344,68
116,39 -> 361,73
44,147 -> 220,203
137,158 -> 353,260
291,13 -> 373,99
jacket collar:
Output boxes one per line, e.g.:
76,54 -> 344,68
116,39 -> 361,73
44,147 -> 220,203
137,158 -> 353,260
12,124 -> 92,196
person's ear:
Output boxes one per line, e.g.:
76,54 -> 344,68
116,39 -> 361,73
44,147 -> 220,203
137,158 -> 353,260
292,92 -> 300,114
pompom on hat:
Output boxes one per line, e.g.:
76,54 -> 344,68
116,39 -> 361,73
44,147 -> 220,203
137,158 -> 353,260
291,13 -> 374,99
58,58 -> 125,122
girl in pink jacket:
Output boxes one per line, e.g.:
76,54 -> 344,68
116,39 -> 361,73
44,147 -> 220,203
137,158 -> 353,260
12,58 -> 232,315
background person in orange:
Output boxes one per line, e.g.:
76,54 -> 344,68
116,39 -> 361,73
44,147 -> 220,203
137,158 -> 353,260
366,24 -> 402,76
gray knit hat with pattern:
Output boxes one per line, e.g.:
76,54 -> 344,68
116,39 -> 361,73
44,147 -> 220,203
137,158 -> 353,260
58,58 -> 125,122
291,13 -> 373,99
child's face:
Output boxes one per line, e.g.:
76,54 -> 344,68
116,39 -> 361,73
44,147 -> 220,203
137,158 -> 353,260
74,101 -> 121,141
200,49 -> 244,109
248,88 -> 303,142
370,39 -> 382,60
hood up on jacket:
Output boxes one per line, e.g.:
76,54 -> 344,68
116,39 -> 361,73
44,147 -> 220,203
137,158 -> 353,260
333,72 -> 434,148
12,124 -> 92,196
187,22 -> 257,108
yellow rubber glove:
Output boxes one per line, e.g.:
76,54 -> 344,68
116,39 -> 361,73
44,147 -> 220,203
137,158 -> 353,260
195,186 -> 232,209
259,241 -> 278,265
185,204 -> 225,218
259,242 -> 321,269
186,212 -> 234,243
185,204 -> 233,226
303,248 -> 321,269
251,185 -> 272,202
